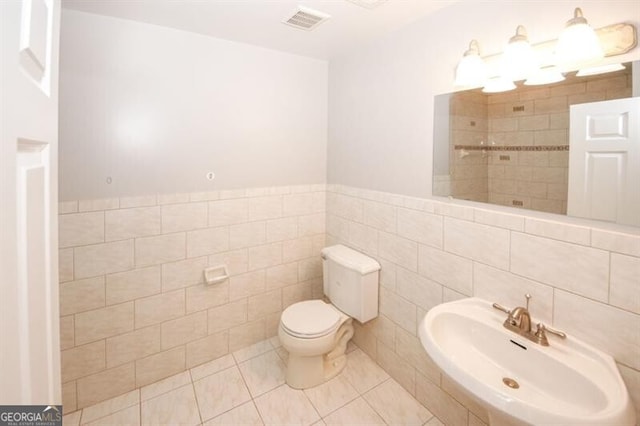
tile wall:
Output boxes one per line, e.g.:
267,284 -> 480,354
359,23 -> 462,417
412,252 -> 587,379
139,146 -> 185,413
58,185 -> 326,412
449,90 -> 489,202
326,184 -> 640,425
59,182 -> 639,424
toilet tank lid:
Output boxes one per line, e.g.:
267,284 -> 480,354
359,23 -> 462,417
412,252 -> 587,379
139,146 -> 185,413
321,244 -> 381,274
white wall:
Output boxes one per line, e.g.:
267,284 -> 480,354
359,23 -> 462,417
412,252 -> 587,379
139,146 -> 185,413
59,10 -> 328,201
328,0 -> 640,197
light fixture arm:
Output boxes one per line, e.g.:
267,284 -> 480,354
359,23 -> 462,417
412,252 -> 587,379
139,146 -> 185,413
566,7 -> 588,27
510,25 -> 529,43
464,40 -> 481,57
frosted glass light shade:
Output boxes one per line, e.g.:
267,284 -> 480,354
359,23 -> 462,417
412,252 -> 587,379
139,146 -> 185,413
501,26 -> 538,81
576,63 -> 625,77
524,65 -> 565,85
455,40 -> 488,88
482,76 -> 516,93
556,8 -> 604,71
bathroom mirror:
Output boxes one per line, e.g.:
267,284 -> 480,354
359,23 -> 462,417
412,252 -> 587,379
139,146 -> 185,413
433,61 -> 638,226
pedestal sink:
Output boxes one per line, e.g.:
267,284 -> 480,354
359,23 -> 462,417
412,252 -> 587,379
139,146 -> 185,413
418,297 -> 636,426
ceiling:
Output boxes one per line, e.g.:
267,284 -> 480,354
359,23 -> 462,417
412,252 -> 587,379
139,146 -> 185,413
61,0 -> 457,60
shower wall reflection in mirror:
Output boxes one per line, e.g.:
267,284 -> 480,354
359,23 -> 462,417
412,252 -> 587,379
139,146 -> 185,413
433,62 -> 638,226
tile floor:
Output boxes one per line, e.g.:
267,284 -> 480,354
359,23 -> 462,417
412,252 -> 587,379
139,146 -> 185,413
63,337 -> 443,426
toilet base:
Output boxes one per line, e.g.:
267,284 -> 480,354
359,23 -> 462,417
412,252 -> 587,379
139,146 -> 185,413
284,320 -> 354,389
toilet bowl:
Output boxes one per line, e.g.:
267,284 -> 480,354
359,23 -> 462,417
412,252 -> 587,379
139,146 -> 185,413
278,245 -> 380,389
278,300 -> 354,389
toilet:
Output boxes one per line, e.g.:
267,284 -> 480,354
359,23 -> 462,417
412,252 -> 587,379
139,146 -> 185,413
278,244 -> 380,389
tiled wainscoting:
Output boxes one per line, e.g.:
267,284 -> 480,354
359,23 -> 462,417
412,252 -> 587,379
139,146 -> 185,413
59,182 -> 639,424
326,185 -> 640,425
58,185 -> 326,412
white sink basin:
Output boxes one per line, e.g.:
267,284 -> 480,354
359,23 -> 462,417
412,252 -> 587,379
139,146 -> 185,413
418,297 -> 636,426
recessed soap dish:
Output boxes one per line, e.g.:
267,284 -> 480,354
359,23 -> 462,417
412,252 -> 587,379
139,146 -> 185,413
204,265 -> 229,285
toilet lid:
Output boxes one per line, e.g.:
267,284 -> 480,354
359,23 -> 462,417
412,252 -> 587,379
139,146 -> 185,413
281,300 -> 341,339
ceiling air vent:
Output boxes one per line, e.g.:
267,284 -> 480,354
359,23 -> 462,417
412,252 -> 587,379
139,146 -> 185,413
282,6 -> 330,31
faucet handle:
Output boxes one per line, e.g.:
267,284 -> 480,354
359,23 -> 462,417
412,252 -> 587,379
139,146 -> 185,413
543,324 -> 567,339
492,303 -> 511,315
535,323 -> 567,346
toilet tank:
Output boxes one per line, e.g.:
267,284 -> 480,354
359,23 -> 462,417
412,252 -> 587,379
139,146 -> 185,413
321,245 -> 381,323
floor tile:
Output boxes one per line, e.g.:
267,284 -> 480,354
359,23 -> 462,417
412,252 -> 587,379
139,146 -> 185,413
85,405 -> 140,426
80,390 -> 139,424
254,384 -> 320,426
268,336 -> 281,349
239,351 -> 286,397
340,349 -> 389,394
363,379 -> 432,426
189,354 -> 236,381
204,401 -> 263,425
194,366 -> 251,421
141,384 -> 200,425
323,397 -> 385,425
63,411 -> 82,426
425,415 -> 444,425
69,338 -> 434,426
304,375 -> 358,417
275,346 -> 289,365
141,371 -> 190,401
233,340 -> 274,363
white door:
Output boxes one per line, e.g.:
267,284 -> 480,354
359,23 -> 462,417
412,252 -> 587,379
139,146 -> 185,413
0,0 -> 61,405
568,97 -> 640,227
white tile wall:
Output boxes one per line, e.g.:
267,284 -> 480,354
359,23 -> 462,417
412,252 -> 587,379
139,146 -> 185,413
186,227 -> 229,258
397,208 -> 443,249
59,212 -> 104,248
610,253 -> 640,314
444,217 -> 509,270
59,185 -> 325,412
135,233 -> 186,267
105,207 -> 161,241
74,240 -> 134,279
510,232 -> 609,302
60,183 -> 640,423
326,184 -> 640,426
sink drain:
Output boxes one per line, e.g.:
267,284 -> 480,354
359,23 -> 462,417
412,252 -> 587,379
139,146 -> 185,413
503,377 -> 520,389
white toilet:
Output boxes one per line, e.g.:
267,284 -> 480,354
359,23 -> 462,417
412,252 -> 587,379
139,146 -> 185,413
278,244 -> 380,389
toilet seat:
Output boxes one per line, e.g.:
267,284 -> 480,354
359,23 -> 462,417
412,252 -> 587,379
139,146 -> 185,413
281,300 -> 341,339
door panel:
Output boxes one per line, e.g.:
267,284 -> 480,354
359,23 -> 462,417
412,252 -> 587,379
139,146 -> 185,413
1,0 -> 61,405
568,97 -> 640,226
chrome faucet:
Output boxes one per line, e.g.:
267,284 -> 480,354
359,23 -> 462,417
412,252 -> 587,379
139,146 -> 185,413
493,294 -> 567,347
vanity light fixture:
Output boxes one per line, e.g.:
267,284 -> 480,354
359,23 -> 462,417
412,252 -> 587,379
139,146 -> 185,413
501,25 -> 539,81
576,63 -> 625,77
454,40 -> 488,88
556,8 -> 604,71
453,7 -> 636,90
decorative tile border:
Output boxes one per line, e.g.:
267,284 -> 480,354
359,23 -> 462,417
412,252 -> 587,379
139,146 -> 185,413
454,145 -> 569,152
